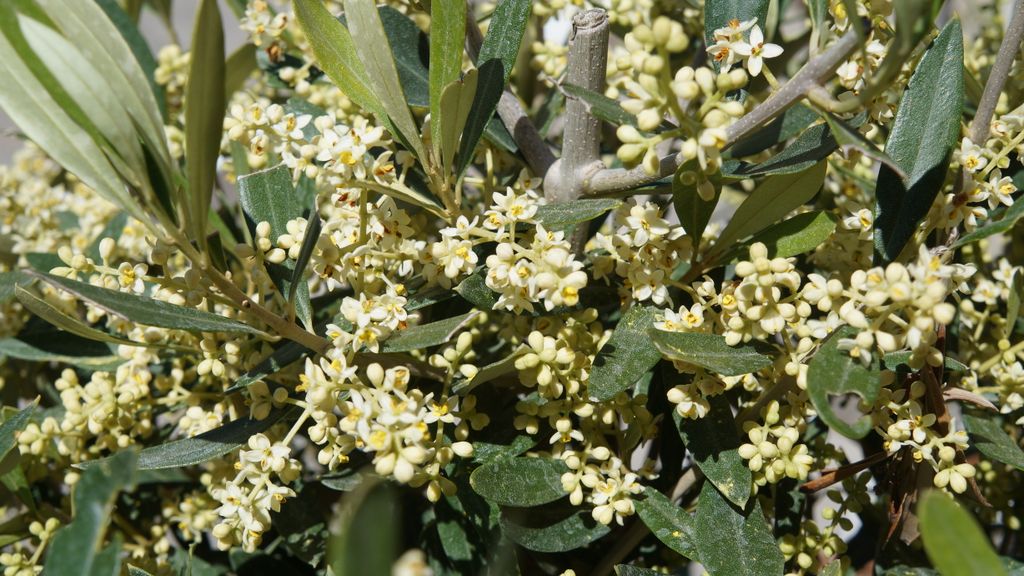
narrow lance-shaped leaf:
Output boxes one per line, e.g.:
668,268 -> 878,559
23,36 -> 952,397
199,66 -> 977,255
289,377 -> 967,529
15,286 -> 144,348
721,211 -> 838,262
963,414 -> 1024,471
501,511 -> 610,553
919,491 -> 1007,576
456,0 -> 531,177
873,19 -> 963,263
692,480 -> 784,576
238,164 -> 313,329
0,401 -> 38,464
561,83 -> 637,127
651,330 -> 773,376
533,198 -> 621,231
439,69 -> 479,175
381,312 -> 478,353
806,325 -> 882,439
292,0 -> 383,118
184,0 -> 225,243
430,0 -> 465,158
469,457 -> 568,506
589,305 -> 663,401
675,395 -> 752,508
81,408 -> 297,471
32,271 -> 265,335
95,0 -> 166,120
344,0 -> 427,161
635,487 -> 697,559
288,201 -> 323,309
44,450 -> 138,576
673,159 -> 721,243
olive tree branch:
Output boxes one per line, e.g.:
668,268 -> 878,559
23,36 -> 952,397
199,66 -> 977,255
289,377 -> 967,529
970,0 -> 1024,144
581,30 -> 860,196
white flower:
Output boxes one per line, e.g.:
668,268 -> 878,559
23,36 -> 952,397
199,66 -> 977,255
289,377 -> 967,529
959,138 -> 987,173
732,25 -> 782,77
986,170 -> 1017,208
117,262 -> 147,293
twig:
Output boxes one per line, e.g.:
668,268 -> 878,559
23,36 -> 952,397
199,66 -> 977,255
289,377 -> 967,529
582,30 -> 860,196
800,451 -> 889,492
970,0 -> 1024,145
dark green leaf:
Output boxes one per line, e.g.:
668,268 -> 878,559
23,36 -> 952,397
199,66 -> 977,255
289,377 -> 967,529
883,351 -> 967,372
82,408 -> 296,471
823,113 -> 906,180
33,272 -> 264,335
238,164 -> 313,328
807,326 -> 882,439
330,480 -> 399,576
635,487 -> 697,558
227,340 -> 311,393
874,20 -> 964,263
953,196 -> 1024,248
0,271 -> 34,304
693,480 -> 784,576
288,207 -> 322,307
225,43 -> 258,98
0,401 -> 38,464
455,270 -> 499,310
95,0 -> 165,120
714,162 -> 827,254
963,414 -> 1024,471
470,457 -> 568,506
533,198 -> 621,231
728,104 -> 819,158
589,305 -> 663,401
673,159 -> 722,243
470,435 -> 536,464
0,338 -> 122,370
561,82 -> 636,127
919,491 -> 1006,576
723,122 -> 835,177
501,511 -> 610,553
722,211 -> 837,262
457,0 -> 531,176
615,567 -> 661,576
44,450 -> 137,576
676,395 -> 751,507
651,331 -> 773,376
15,285 -> 143,348
380,6 -> 429,108
381,312 -> 478,353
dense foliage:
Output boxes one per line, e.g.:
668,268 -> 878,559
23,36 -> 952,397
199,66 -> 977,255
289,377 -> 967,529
1,0 -> 1024,574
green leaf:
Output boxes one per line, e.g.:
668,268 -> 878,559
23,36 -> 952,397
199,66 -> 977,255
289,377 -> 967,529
692,480 -> 784,576
95,0 -> 165,120
44,450 -> 137,576
292,0 -> 383,118
288,208 -> 322,307
430,0 -> 465,150
455,269 -> 499,309
225,43 -> 258,98
589,306 -> 663,401
823,113 -> 907,180
379,6 -> 429,108
635,487 -> 697,559
953,196 -> 1024,248
501,511 -> 610,553
0,12 -> 145,223
533,198 -> 621,231
673,159 -> 722,243
32,272 -> 264,335
470,457 -> 568,506
453,349 -> 522,395
344,0 -> 426,160
676,395 -> 752,507
883,351 -> 967,372
722,211 -> 837,262
238,164 -> 313,328
0,401 -> 38,464
184,0 -> 225,242
0,338 -> 122,370
37,0 -> 172,186
874,20 -> 964,263
723,122 -> 835,177
0,271 -> 33,304
728,104 -> 819,158
83,408 -> 296,471
561,83 -> 637,127
650,331 -> 773,376
457,0 -> 531,177
439,70 -> 479,176
615,567 -> 662,576
963,414 -> 1024,471
382,312 -> 477,353
128,565 -> 156,576
714,162 -> 827,255
227,340 -> 311,393
807,326 -> 882,439
1008,269 -> 1023,330
15,285 -> 144,348
919,491 -> 1007,576
330,480 -> 400,576
349,179 -> 447,219
470,435 -> 536,464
